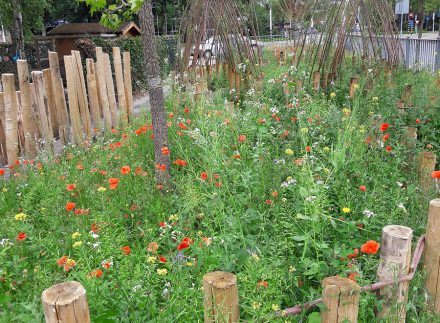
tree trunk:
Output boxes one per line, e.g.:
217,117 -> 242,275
11,0 -> 25,59
138,0 -> 170,186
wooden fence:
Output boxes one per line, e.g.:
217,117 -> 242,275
0,47 -> 133,166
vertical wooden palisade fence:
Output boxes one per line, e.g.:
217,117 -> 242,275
0,47 -> 133,165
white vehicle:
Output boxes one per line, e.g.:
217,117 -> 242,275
191,35 -> 264,59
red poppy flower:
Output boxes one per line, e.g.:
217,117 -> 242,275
121,246 -> 131,255
16,232 -> 27,241
383,134 -> 390,142
135,167 -> 143,175
177,242 -> 190,251
360,240 -> 380,254
91,223 -> 99,233
159,256 -> 167,263
101,261 -> 112,269
348,272 -> 358,281
0,169 -> 5,176
181,237 -> 194,245
385,146 -> 392,152
432,171 -> 440,179
56,256 -> 68,266
159,221 -> 166,228
265,199 -> 273,205
89,269 -> 103,278
238,135 -> 246,142
155,164 -> 167,172
257,280 -> 268,288
359,185 -> 366,192
379,123 -> 389,132
65,202 -> 76,211
200,172 -> 208,181
173,159 -> 187,166
120,166 -> 131,175
66,184 -> 77,191
305,146 -> 311,152
184,106 -> 189,113
109,178 -> 119,190
416,119 -> 421,124
178,122 -> 188,130
271,191 -> 279,198
161,147 -> 170,155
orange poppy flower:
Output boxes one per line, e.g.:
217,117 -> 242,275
120,166 -> 131,175
161,147 -> 170,155
65,202 -> 76,211
360,240 -> 380,254
109,178 -> 119,190
121,246 -> 131,255
66,184 -> 77,191
16,232 -> 27,241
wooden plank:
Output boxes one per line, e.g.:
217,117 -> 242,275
64,55 -> 84,145
49,51 -> 69,145
86,59 -> 101,133
31,71 -> 54,154
425,199 -> 440,314
71,50 -> 92,139
43,69 -> 59,139
0,92 -> 7,165
123,51 -> 133,121
112,47 -> 127,122
95,47 -> 112,128
103,53 -> 118,127
16,60 -> 38,158
2,74 -> 19,165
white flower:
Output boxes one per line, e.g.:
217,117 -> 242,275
397,203 -> 407,213
363,210 -> 375,218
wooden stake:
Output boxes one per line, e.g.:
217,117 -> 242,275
295,80 -> 303,95
349,77 -> 359,98
425,199 -> 440,314
103,53 -> 119,127
313,71 -> 320,93
203,271 -> 239,323
16,60 -> 38,157
86,59 -> 101,133
2,74 -> 20,165
49,51 -> 69,145
95,48 -> 112,128
112,47 -> 127,122
123,51 -> 133,120
42,281 -> 90,323
64,55 -> 84,145
31,71 -> 54,154
321,276 -> 360,323
0,92 -> 7,164
376,225 -> 413,322
42,69 -> 59,138
417,152 -> 437,194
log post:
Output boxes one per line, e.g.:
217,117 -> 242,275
2,74 -> 20,165
203,271 -> 239,323
295,80 -> 303,95
0,92 -> 7,164
313,71 -> 320,93
95,48 -> 112,128
86,59 -> 101,133
103,53 -> 118,127
42,69 -> 59,138
321,276 -> 360,323
112,47 -> 127,122
417,152 -> 437,194
425,199 -> 440,314
42,281 -> 90,323
123,52 -> 133,121
376,225 -> 412,322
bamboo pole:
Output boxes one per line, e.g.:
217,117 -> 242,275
203,271 -> 239,323
95,47 -> 112,128
42,69 -> 59,138
376,225 -> 413,322
42,281 -> 90,323
64,55 -> 84,145
123,51 -> 133,121
31,71 -> 54,154
16,60 -> 38,157
71,50 -> 92,140
425,199 -> 440,314
417,152 -> 437,194
321,276 -> 360,323
2,74 -> 19,165
103,53 -> 118,127
0,92 -> 7,164
48,51 -> 69,145
86,59 -> 101,133
112,47 -> 127,122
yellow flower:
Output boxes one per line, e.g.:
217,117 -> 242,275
169,214 -> 179,221
285,148 -> 294,156
197,230 -> 203,236
98,186 -> 107,192
157,268 -> 168,276
286,176 -> 293,181
2,188 -> 7,192
252,302 -> 261,310
372,96 -> 379,102
330,92 -> 336,98
72,241 -> 83,248
342,108 -> 351,116
289,266 -> 296,273
342,207 -> 351,213
300,128 -> 309,134
272,304 -> 280,311
147,256 -> 156,264
15,213 -> 27,221
251,254 -> 260,262
353,84 -> 359,90
71,232 -> 81,239
186,262 -> 194,267
323,147 -> 330,153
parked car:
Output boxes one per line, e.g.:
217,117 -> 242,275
190,35 -> 264,59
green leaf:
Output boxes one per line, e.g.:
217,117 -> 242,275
299,187 -> 309,197
307,312 -> 321,323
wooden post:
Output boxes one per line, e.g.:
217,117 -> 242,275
425,199 -> 440,313
49,51 -> 69,145
203,271 -> 239,323
95,48 -> 112,128
417,152 -> 437,194
321,276 -> 360,323
86,59 -> 101,133
321,73 -> 329,92
16,60 -> 38,157
112,47 -> 127,122
42,281 -> 90,323
42,69 -> 59,138
349,77 -> 359,98
64,55 -> 84,145
2,74 -> 20,165
295,80 -> 303,95
31,71 -> 54,154
103,53 -> 119,127
313,71 -> 320,93
0,92 -> 7,164
123,51 -> 133,120
71,51 -> 92,140
376,225 -> 412,322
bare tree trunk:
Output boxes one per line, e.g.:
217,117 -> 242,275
138,0 -> 170,186
11,0 -> 25,59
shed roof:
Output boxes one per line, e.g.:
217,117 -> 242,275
47,22 -> 140,36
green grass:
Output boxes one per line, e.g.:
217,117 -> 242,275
0,55 -> 439,322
